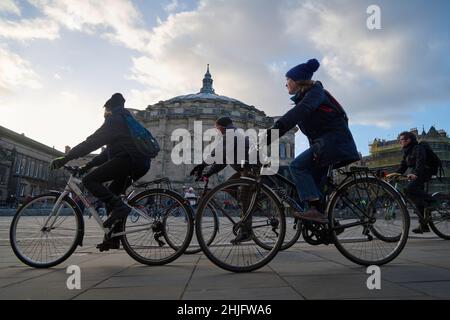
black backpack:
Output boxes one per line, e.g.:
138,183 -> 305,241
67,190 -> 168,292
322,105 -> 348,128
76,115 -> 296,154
419,141 -> 444,178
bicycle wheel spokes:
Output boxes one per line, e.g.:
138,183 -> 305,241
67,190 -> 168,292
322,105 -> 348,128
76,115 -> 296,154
122,190 -> 193,265
10,195 -> 81,268
331,177 -> 409,265
429,200 -> 450,239
196,179 -> 285,272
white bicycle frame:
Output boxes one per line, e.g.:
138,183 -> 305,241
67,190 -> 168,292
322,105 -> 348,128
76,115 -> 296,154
43,173 -> 157,238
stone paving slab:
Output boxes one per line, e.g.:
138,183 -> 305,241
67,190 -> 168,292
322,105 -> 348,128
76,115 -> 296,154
0,234 -> 449,300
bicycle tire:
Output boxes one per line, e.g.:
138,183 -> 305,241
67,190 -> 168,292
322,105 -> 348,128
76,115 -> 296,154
329,177 -> 410,266
428,194 -> 450,240
10,193 -> 83,268
121,189 -> 194,266
195,177 -> 285,273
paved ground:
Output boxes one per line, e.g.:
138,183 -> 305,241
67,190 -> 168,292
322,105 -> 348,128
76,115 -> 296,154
1,216 -> 450,300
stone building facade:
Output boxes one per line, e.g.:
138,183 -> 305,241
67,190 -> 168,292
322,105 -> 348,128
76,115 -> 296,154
365,127 -> 450,193
133,66 -> 296,190
0,125 -> 65,203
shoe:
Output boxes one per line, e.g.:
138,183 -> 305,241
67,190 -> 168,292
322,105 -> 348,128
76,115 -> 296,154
96,238 -> 120,252
230,221 -> 253,244
412,225 -> 430,234
292,208 -> 328,224
103,203 -> 131,229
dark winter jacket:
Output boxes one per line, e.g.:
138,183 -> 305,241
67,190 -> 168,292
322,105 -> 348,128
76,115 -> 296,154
396,141 -> 431,178
205,125 -> 251,177
65,106 -> 150,167
275,82 -> 360,168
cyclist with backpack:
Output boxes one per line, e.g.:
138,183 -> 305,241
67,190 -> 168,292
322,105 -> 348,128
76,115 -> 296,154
267,59 -> 360,223
50,93 -> 152,251
396,131 -> 441,234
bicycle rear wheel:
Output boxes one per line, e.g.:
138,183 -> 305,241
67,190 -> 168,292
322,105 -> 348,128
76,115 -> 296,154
428,194 -> 450,240
329,177 -> 409,266
121,189 -> 194,265
10,193 -> 83,268
195,178 -> 285,273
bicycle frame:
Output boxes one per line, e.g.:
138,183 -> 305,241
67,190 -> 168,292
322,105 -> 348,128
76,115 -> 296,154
43,172 -> 161,239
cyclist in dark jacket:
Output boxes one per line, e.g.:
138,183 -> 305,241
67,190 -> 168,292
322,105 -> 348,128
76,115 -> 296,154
396,131 -> 433,234
190,117 -> 255,243
269,59 -> 360,223
50,93 -> 151,251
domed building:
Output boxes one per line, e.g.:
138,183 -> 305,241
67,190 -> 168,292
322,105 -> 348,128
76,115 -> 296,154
131,66 -> 296,190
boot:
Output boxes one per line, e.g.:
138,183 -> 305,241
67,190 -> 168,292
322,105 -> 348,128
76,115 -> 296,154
412,223 -> 430,234
103,196 -> 131,229
97,222 -> 122,252
231,220 -> 253,244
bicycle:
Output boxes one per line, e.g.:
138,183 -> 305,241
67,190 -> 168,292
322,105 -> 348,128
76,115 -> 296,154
180,173 -> 302,254
9,166 -> 194,268
383,173 -> 450,240
195,164 -> 410,273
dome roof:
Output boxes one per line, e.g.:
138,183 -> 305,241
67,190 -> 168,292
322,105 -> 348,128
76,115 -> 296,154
165,65 -> 247,106
166,92 -> 245,104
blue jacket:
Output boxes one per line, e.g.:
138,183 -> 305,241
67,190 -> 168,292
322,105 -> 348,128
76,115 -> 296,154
276,82 -> 360,168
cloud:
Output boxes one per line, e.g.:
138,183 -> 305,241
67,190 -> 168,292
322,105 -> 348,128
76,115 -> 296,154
0,0 -> 21,16
165,0 -> 179,13
0,17 -> 59,41
28,0 -> 152,51
0,47 -> 42,95
126,0 -> 450,128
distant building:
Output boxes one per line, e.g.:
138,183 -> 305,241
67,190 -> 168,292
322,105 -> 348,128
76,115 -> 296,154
366,126 -> 450,193
0,126 -> 101,204
0,125 -> 64,203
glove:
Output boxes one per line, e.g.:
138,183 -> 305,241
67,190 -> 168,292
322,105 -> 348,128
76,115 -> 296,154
195,175 -> 209,182
78,163 -> 94,176
190,163 -> 207,177
50,157 -> 68,170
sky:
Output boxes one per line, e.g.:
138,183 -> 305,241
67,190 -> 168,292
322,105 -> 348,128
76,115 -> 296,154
1,0 -> 449,157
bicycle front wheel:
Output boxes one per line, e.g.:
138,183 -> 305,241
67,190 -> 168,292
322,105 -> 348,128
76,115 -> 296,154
195,178 -> 285,273
10,193 -> 83,268
428,194 -> 450,240
121,189 -> 194,265
329,177 -> 409,266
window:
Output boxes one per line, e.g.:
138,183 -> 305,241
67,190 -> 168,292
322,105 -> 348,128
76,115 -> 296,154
38,163 -> 43,179
280,143 -> 287,160
19,184 -> 26,197
15,156 -> 21,174
20,158 -> 27,175
0,166 -> 6,184
30,161 -> 35,178
26,161 -> 30,176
